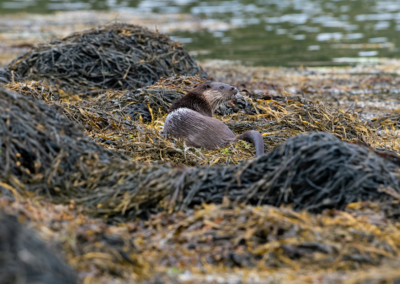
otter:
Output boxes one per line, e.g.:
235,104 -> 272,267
163,81 -> 265,157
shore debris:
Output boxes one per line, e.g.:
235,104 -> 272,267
7,23 -> 206,93
0,211 -> 77,284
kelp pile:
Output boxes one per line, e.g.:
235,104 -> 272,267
2,198 -> 400,284
0,86 -> 125,199
6,23 -> 206,93
179,132 -> 400,212
0,69 -> 11,84
0,211 -> 77,284
6,75 -> 388,168
5,78 -> 257,165
1,84 -> 399,220
0,68 -> 20,85
0,86 -> 179,219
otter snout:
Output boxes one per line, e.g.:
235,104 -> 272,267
202,82 -> 240,108
229,86 -> 238,100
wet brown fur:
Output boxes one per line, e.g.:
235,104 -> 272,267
165,82 -> 265,157
169,83 -> 213,117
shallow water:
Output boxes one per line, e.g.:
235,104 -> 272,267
1,0 -> 400,66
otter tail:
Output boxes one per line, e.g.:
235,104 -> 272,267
237,130 -> 265,157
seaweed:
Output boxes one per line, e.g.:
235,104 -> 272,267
7,23 -> 206,93
0,211 -> 77,284
1,85 -> 399,219
7,76 -> 391,171
180,132 -> 400,213
0,68 -> 20,85
3,19 -> 400,283
2,198 -> 400,284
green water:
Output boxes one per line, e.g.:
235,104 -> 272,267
1,0 -> 400,66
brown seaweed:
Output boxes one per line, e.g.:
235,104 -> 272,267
7,23 -> 206,93
0,211 -> 77,284
1,86 -> 399,220
2,198 -> 400,284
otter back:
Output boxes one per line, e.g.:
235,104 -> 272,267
164,108 -> 236,149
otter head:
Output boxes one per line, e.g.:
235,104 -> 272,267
195,81 -> 238,111
168,81 -> 239,117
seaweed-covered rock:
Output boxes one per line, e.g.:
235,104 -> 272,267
0,86 -> 126,199
7,23 -> 206,92
0,212 -> 77,284
180,132 -> 400,212
0,86 -> 176,218
1,85 -> 399,218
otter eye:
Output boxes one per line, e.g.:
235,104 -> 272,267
219,86 -> 224,90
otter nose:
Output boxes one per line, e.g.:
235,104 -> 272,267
231,86 -> 238,93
